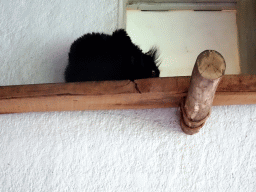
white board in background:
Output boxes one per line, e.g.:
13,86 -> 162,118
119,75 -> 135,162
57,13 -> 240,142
126,10 -> 240,77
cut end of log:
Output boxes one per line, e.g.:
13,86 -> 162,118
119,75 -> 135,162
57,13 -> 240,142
197,50 -> 226,80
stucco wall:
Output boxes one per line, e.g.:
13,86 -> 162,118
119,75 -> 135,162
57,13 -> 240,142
0,0 -> 118,86
0,1 -> 255,191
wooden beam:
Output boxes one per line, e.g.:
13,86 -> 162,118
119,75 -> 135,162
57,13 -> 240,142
0,75 -> 255,114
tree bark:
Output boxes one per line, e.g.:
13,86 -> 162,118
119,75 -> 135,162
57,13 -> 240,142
180,50 -> 226,135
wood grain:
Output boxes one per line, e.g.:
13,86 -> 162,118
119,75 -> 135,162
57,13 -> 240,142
0,75 -> 255,114
180,50 -> 226,135
183,50 -> 225,121
0,80 -> 138,99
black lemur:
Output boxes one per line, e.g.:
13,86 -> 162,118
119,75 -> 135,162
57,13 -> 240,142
65,29 -> 160,82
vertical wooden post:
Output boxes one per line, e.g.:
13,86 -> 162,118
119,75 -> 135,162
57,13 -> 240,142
180,50 -> 226,135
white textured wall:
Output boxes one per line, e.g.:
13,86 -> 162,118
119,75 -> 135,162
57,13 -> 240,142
0,0 -> 118,86
0,1 -> 256,192
1,106 -> 256,191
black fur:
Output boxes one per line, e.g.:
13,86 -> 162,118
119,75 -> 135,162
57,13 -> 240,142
65,29 -> 160,82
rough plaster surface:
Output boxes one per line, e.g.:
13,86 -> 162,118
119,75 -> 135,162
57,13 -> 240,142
0,1 -> 256,191
0,105 -> 256,191
0,0 -> 118,86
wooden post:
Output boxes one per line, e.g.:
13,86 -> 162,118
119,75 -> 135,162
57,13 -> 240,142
180,50 -> 226,135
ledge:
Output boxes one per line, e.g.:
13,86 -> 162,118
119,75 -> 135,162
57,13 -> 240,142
0,74 -> 255,114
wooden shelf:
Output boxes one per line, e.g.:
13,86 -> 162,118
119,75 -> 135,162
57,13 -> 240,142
0,75 -> 255,114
